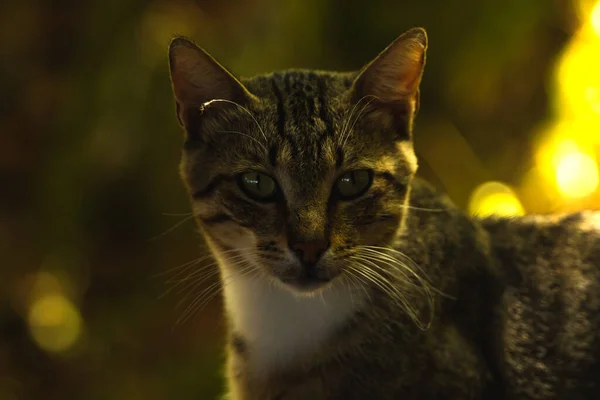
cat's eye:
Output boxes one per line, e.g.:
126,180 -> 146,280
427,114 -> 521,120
336,170 -> 373,200
238,172 -> 277,201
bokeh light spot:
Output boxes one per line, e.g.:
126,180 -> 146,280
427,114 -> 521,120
555,37 -> 600,118
555,150 -> 599,197
27,294 -> 83,354
468,182 -> 525,217
585,86 -> 600,113
591,1 -> 600,37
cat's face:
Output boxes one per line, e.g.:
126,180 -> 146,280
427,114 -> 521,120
169,29 -> 427,294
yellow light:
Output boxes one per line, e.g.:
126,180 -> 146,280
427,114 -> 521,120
586,86 -> 600,114
468,181 -> 525,217
27,294 -> 83,353
535,123 -> 599,186
555,150 -> 599,197
555,36 -> 600,118
592,1 -> 600,37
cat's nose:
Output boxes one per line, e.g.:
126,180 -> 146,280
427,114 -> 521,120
290,240 -> 330,266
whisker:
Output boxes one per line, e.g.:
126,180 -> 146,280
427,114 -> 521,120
169,254 -> 248,297
171,266 -> 221,297
359,246 -> 455,300
175,263 -> 255,326
353,252 -> 429,295
164,256 -> 215,279
354,253 -> 434,315
360,246 -> 433,282
347,263 -> 417,323
356,248 -> 432,288
347,261 -> 396,302
400,204 -> 447,212
176,280 -> 223,326
356,247 -> 452,302
152,255 -> 213,280
148,215 -> 195,241
205,99 -> 269,145
161,212 -> 193,217
343,266 -> 372,307
349,257 -> 432,330
341,95 -> 379,150
167,253 -> 245,285
159,250 -> 253,302
152,247 -> 245,279
339,94 -> 378,149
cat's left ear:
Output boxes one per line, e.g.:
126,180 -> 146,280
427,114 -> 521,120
168,37 -> 255,128
350,28 -> 427,137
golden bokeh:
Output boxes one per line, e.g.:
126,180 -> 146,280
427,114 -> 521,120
468,182 -> 525,217
556,151 -> 599,197
554,35 -> 600,119
532,0 -> 600,202
536,134 -> 599,198
27,294 -> 83,354
591,1 -> 600,37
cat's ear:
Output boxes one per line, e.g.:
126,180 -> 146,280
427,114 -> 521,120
350,27 -> 427,137
168,37 -> 254,126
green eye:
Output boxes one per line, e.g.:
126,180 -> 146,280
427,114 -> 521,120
238,171 -> 277,201
336,170 -> 373,200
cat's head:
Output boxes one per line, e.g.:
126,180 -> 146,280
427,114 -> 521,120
168,28 -> 427,294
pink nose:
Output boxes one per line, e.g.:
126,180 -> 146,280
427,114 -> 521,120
291,240 -> 329,266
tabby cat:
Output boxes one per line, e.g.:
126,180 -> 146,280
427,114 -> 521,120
167,27 -> 600,399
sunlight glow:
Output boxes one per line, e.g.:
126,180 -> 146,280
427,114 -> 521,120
27,294 -> 83,354
555,38 -> 600,119
556,150 -> 599,197
536,128 -> 599,198
537,3 -> 600,205
591,1 -> 600,37
468,182 -> 525,217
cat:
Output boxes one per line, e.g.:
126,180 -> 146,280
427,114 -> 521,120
167,27 -> 600,399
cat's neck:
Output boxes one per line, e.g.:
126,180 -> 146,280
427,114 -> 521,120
220,263 -> 364,378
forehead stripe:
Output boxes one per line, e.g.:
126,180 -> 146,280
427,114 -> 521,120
270,77 -> 286,137
268,144 -> 278,167
317,75 -> 335,138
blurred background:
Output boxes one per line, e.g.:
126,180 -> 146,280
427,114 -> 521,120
1,0 -> 599,399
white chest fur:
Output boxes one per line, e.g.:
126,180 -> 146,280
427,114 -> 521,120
221,264 -> 362,377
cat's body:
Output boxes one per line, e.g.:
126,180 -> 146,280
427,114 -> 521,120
167,28 -> 600,399
225,181 -> 600,400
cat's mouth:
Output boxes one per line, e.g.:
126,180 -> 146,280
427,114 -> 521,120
279,267 -> 336,292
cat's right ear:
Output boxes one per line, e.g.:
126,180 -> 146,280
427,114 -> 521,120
348,28 -> 427,139
168,37 -> 253,127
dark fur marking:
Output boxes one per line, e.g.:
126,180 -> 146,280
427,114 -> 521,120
192,174 -> 235,198
231,333 -> 246,355
317,75 -> 335,137
259,253 -> 284,261
200,213 -> 235,225
336,147 -> 344,168
183,139 -> 203,150
271,77 -> 286,137
376,172 -> 406,194
268,144 -> 278,167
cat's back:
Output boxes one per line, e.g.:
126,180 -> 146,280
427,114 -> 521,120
480,211 -> 600,278
480,211 -> 600,398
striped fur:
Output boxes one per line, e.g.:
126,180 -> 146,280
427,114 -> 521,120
168,28 -> 600,399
